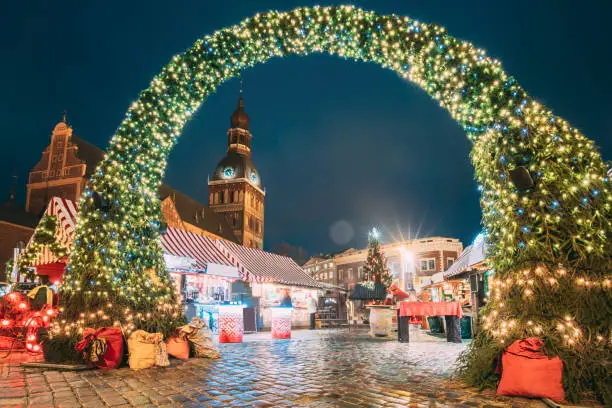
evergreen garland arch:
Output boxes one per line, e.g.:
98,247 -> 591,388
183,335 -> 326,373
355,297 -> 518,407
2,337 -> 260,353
60,5 -> 610,401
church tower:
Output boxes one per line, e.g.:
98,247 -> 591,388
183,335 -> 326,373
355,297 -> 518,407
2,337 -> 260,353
208,93 -> 265,249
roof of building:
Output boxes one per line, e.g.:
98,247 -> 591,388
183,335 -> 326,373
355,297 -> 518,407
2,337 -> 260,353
348,282 -> 387,300
71,135 -> 107,177
211,152 -> 262,187
158,184 -> 237,242
216,239 -> 324,288
70,135 -> 237,243
443,233 -> 488,279
230,95 -> 249,130
0,193 -> 38,228
161,227 -> 234,270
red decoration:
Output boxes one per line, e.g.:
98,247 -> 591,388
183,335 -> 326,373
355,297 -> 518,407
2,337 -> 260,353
399,301 -> 463,317
76,327 -> 124,369
271,309 -> 292,339
497,338 -> 565,402
166,336 -> 189,360
218,307 -> 243,343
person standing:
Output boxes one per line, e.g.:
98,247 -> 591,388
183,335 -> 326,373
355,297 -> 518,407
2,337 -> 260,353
306,294 -> 318,329
279,288 -> 293,307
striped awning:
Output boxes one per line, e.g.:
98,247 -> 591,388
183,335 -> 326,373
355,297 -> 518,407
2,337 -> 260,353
30,197 -> 78,266
215,240 -> 323,288
444,233 -> 488,279
161,227 -> 233,271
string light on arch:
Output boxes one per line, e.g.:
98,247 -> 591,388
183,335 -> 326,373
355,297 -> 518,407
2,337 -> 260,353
49,5 -> 609,402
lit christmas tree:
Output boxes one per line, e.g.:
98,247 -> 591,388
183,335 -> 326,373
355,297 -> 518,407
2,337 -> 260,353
362,228 -> 392,289
50,6 -> 608,401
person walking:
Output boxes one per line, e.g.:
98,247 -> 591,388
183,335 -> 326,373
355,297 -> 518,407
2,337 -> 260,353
307,294 -> 317,330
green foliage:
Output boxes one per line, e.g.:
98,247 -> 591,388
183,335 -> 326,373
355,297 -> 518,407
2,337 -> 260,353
17,215 -> 67,281
54,6 -> 609,402
41,331 -> 84,364
362,229 -> 392,289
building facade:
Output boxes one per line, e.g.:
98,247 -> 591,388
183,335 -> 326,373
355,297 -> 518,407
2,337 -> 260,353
1,117 -> 238,277
303,255 -> 336,286
0,185 -> 39,280
208,94 -> 265,249
304,237 -> 463,292
26,120 -> 92,216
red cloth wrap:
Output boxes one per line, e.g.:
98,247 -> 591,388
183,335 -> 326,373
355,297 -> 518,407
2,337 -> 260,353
76,327 -> 124,369
166,336 -> 189,360
497,337 -> 565,402
399,301 -> 463,317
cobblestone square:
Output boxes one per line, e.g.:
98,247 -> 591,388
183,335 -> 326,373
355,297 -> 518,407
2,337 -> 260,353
1,328 -> 552,407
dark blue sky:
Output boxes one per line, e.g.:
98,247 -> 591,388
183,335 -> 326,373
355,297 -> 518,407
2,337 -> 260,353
1,0 -> 610,255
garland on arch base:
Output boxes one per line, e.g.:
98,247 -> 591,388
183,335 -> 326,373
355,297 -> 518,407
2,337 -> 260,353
54,6 -> 610,401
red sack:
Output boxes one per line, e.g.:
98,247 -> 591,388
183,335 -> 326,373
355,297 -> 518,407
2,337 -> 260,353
497,337 -> 565,402
166,336 -> 189,360
76,327 -> 124,370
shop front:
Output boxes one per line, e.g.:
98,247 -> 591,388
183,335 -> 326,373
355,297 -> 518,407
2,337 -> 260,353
161,229 -> 242,334
442,232 -> 490,336
215,240 -> 324,331
251,282 -> 320,329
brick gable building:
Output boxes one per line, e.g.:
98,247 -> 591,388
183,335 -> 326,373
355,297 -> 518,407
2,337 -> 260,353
0,117 -> 238,278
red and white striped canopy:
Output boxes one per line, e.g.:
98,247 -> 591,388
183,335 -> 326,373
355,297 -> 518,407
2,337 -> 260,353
161,227 -> 233,271
30,197 -> 78,266
216,240 -> 323,288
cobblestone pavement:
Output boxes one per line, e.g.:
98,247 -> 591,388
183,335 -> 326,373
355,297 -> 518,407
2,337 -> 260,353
0,328 -> 559,407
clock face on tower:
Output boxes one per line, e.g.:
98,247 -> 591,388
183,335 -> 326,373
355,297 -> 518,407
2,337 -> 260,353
249,170 -> 258,185
223,167 -> 235,179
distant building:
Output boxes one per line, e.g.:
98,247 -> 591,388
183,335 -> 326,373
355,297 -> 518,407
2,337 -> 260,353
208,94 -> 265,249
304,237 -> 463,292
0,183 -> 39,280
0,117 -> 238,277
303,255 -> 336,286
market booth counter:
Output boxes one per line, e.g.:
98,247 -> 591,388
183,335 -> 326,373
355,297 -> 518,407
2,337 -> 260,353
270,307 -> 293,338
218,303 -> 246,343
398,301 -> 463,343
252,283 -> 319,330
215,240 -> 324,332
161,228 -> 244,338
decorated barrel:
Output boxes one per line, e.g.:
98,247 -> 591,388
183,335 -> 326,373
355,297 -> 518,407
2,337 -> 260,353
218,305 -> 244,343
368,306 -> 394,337
271,307 -> 292,339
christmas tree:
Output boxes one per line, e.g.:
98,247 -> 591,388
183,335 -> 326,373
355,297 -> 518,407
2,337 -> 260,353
50,7 -> 608,400
362,228 -> 392,289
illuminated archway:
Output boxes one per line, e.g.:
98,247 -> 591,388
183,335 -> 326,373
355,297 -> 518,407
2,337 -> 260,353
60,6 -> 609,399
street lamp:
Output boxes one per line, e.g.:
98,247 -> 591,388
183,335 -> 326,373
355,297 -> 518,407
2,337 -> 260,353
369,227 -> 380,239
399,246 -> 414,291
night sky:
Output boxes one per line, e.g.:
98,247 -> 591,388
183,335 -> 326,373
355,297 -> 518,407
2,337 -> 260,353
1,0 -> 610,255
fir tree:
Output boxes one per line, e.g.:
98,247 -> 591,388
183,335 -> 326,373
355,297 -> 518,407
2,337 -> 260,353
362,228 -> 392,288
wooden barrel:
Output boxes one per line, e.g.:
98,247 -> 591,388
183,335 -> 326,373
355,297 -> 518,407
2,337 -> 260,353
369,307 -> 394,336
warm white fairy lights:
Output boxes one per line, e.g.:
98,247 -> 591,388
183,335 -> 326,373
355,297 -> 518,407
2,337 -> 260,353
41,6 -> 608,392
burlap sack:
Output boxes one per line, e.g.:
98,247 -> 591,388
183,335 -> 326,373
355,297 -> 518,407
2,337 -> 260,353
127,330 -> 168,370
179,318 -> 220,359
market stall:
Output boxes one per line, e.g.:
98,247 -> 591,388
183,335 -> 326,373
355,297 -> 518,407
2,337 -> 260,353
443,232 -> 490,335
398,301 -> 463,343
161,227 -> 242,335
215,240 -> 324,330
